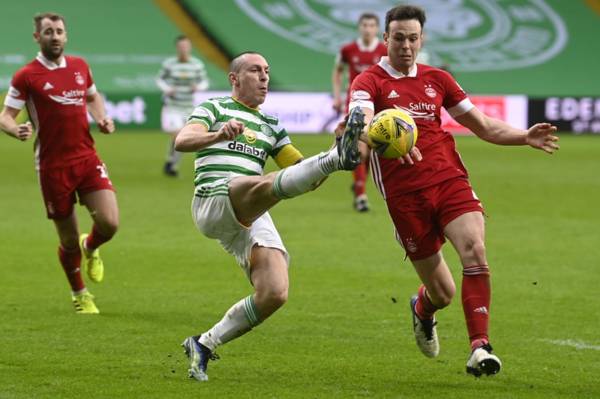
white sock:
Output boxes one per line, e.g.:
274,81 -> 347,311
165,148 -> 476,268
272,149 -> 340,199
199,295 -> 261,351
166,140 -> 182,166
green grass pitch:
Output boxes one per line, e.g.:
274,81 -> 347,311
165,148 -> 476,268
1,131 -> 599,398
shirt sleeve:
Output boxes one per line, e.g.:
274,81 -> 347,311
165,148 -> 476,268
336,45 -> 348,66
271,126 -> 292,155
348,72 -> 377,111
156,60 -> 172,93
86,64 -> 97,96
4,69 -> 28,110
195,60 -> 209,91
187,100 -> 219,129
441,71 -> 473,118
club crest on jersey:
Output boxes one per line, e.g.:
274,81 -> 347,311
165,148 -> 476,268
424,84 -> 437,98
260,124 -> 275,137
243,128 -> 257,144
74,72 -> 84,86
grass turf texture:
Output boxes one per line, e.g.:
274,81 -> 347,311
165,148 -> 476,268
1,131 -> 599,399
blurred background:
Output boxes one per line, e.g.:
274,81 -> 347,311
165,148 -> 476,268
2,0 -> 599,133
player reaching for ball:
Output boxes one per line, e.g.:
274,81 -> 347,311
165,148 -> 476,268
175,52 -> 363,382
349,5 -> 559,376
0,13 -> 118,314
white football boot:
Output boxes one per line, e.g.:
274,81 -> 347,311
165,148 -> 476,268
466,344 -> 502,377
410,295 -> 440,358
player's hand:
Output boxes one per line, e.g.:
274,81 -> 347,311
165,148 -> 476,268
332,97 -> 343,114
526,123 -> 559,154
15,121 -> 33,141
398,146 -> 423,165
98,117 -> 115,134
217,119 -> 244,141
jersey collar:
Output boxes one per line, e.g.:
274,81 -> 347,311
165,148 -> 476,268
356,38 -> 380,52
377,56 -> 417,79
36,52 -> 67,70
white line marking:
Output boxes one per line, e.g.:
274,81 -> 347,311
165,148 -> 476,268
541,339 -> 600,351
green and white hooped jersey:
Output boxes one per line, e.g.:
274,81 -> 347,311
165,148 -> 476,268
157,56 -> 209,110
188,96 -> 291,189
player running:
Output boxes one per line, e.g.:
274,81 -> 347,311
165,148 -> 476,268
0,13 -> 118,314
157,35 -> 209,177
348,5 -> 559,376
332,12 -> 387,212
176,52 -> 363,381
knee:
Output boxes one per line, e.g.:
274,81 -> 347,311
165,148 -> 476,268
258,285 -> 288,310
463,239 -> 486,264
96,215 -> 119,237
430,282 -> 456,309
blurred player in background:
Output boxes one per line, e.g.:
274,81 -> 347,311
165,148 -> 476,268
349,5 -> 559,376
175,52 -> 363,381
156,35 -> 209,177
332,13 -> 387,212
0,13 -> 118,314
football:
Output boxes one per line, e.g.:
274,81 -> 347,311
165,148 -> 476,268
367,108 -> 418,158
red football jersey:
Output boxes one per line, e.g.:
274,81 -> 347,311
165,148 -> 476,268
349,57 -> 474,198
5,53 -> 97,170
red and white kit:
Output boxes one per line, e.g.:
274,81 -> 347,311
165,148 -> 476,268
5,53 -> 113,219
350,57 -> 483,260
337,39 -> 387,111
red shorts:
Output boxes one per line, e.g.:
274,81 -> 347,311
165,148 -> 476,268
39,155 -> 114,219
386,177 -> 484,261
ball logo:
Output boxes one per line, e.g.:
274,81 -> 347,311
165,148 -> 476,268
236,0 -> 567,72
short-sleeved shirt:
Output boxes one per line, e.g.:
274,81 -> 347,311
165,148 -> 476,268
349,57 -> 474,198
336,39 -> 388,86
156,56 -> 209,110
4,53 -> 97,170
187,96 -> 292,188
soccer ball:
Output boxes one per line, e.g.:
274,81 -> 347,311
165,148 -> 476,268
367,108 -> 418,158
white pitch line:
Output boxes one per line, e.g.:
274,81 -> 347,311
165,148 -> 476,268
541,339 -> 600,351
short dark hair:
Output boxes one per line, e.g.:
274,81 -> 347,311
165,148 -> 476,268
175,35 -> 189,44
34,12 -> 65,33
229,51 -> 264,73
358,12 -> 379,25
385,5 -> 426,33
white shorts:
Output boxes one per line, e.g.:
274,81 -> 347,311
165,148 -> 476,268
161,105 -> 191,133
191,178 -> 289,279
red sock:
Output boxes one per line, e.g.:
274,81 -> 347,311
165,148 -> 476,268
352,162 -> 367,197
85,224 -> 112,251
415,285 -> 438,320
462,265 -> 491,350
58,246 -> 85,292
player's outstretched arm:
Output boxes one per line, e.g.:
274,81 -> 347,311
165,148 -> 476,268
87,93 -> 115,134
332,63 -> 345,113
0,106 -> 32,141
455,107 -> 559,154
174,119 -> 244,152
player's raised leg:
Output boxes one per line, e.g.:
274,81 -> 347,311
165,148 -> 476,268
53,213 -> 98,314
444,211 -> 501,376
184,246 -> 288,381
352,142 -> 371,212
79,189 -> 119,283
410,252 -> 455,357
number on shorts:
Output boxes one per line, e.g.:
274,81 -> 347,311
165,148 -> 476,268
97,164 -> 109,179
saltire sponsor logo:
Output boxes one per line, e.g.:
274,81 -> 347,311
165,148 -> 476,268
393,104 -> 435,120
227,141 -> 268,160
48,89 -> 86,106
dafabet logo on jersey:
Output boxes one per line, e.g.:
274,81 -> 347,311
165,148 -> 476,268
236,0 -> 567,71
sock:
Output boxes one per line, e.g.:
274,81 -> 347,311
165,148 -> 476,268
415,284 -> 439,320
166,140 -> 182,167
272,149 -> 340,199
353,162 -> 367,197
85,224 -> 112,252
462,265 -> 491,350
199,295 -> 261,351
58,246 -> 85,293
